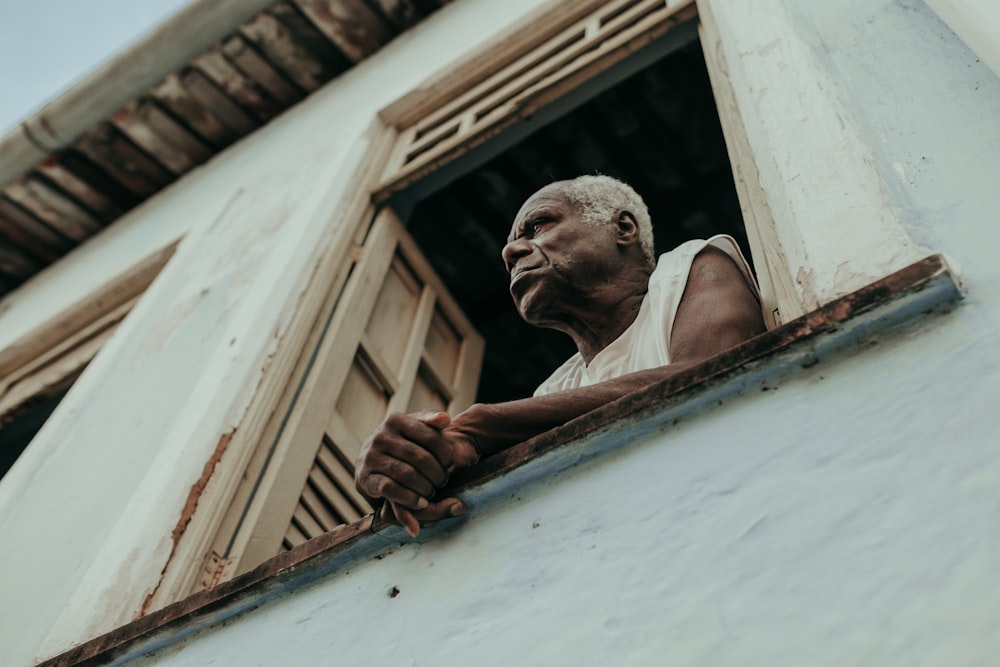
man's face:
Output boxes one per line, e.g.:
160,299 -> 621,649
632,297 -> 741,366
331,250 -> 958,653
502,183 -> 618,326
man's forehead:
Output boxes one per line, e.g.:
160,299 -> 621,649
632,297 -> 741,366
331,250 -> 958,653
513,182 -> 574,221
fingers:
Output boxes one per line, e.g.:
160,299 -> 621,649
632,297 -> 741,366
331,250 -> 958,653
365,473 -> 431,512
355,412 -> 458,511
391,503 -> 421,538
417,410 -> 451,431
364,447 -> 441,499
390,498 -> 467,538
381,412 -> 456,472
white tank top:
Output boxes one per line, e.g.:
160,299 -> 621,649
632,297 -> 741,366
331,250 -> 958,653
533,235 -> 759,396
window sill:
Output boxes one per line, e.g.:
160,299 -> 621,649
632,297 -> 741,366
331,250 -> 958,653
40,254 -> 962,667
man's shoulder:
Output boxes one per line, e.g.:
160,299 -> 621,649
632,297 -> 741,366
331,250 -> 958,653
651,235 -> 753,287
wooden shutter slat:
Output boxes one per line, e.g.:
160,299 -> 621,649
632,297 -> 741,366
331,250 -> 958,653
308,458 -> 363,524
292,504 -> 325,540
284,522 -> 308,550
300,481 -> 340,532
316,436 -> 371,517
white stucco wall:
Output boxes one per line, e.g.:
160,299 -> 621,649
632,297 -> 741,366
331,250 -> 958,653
704,0 -> 999,313
129,2 -> 1000,663
925,0 -> 1000,79
130,299 -> 998,666
2,0 -> 999,664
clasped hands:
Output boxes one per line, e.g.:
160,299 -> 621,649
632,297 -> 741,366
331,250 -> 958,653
354,408 -> 482,537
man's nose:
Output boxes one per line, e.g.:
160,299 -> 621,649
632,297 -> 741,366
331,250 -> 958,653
501,238 -> 532,273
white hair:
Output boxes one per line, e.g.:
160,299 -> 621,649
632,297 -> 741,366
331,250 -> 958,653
560,175 -> 655,268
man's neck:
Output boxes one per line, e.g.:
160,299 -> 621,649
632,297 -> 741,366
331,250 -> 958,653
554,266 -> 652,364
572,291 -> 646,363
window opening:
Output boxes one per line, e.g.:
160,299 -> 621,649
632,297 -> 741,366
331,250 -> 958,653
0,390 -> 67,479
401,34 -> 748,403
189,3 -> 752,592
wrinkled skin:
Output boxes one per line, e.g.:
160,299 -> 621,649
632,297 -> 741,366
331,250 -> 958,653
355,181 -> 766,535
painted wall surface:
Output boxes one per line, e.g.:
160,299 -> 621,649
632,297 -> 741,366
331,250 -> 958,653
0,1 -> 554,664
132,305 -> 999,667
925,0 -> 1000,79
705,0 -> 998,314
130,2 -> 1000,664
0,0 -> 998,665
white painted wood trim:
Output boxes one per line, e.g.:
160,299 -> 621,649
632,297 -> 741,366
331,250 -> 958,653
147,125 -> 398,609
696,0 -> 930,310
925,0 -> 1000,80
0,243 -> 176,378
377,0 -> 610,127
698,6 -> 798,326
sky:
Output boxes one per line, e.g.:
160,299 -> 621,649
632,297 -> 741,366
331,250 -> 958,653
0,0 -> 191,134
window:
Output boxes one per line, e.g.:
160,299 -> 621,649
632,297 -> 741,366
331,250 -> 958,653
169,0 -> 761,593
0,246 -> 174,478
157,0 -> 940,603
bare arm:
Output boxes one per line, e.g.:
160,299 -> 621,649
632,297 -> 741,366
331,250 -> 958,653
452,246 -> 765,457
356,247 -> 764,533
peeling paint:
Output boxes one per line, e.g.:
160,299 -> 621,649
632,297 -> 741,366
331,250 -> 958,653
139,428 -> 236,616
795,265 -> 819,310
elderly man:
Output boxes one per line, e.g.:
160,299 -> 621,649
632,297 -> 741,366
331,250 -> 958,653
355,175 -> 765,536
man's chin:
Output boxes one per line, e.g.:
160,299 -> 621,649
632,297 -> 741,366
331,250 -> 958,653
511,277 -> 562,325
514,294 -> 555,327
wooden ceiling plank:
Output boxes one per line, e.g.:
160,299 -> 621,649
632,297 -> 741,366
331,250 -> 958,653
178,70 -> 260,136
4,178 -> 104,242
239,8 -> 344,91
194,50 -> 284,122
34,157 -> 124,221
110,101 -> 213,176
0,238 -> 44,280
366,0 -> 424,30
74,124 -> 174,198
293,0 -> 394,64
220,36 -> 304,106
58,151 -> 142,210
153,74 -> 240,147
0,198 -> 74,262
270,2 -> 355,72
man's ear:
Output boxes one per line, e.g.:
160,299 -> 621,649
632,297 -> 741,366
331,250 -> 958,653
613,211 -> 641,248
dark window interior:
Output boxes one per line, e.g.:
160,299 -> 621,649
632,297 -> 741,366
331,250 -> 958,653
0,390 -> 67,479
404,38 -> 746,403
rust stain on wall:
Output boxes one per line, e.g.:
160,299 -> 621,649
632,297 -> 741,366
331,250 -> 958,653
139,428 -> 235,616
172,429 -> 235,544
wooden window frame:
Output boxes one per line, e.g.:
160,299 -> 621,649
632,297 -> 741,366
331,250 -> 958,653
374,0 -> 700,203
196,208 -> 484,587
156,0 -> 764,602
372,0 -> 794,328
0,244 -> 176,446
158,0 -> 940,605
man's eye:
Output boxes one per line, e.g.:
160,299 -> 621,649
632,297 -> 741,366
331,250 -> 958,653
526,219 -> 550,235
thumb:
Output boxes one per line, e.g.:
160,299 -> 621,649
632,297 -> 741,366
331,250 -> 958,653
417,410 -> 451,430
